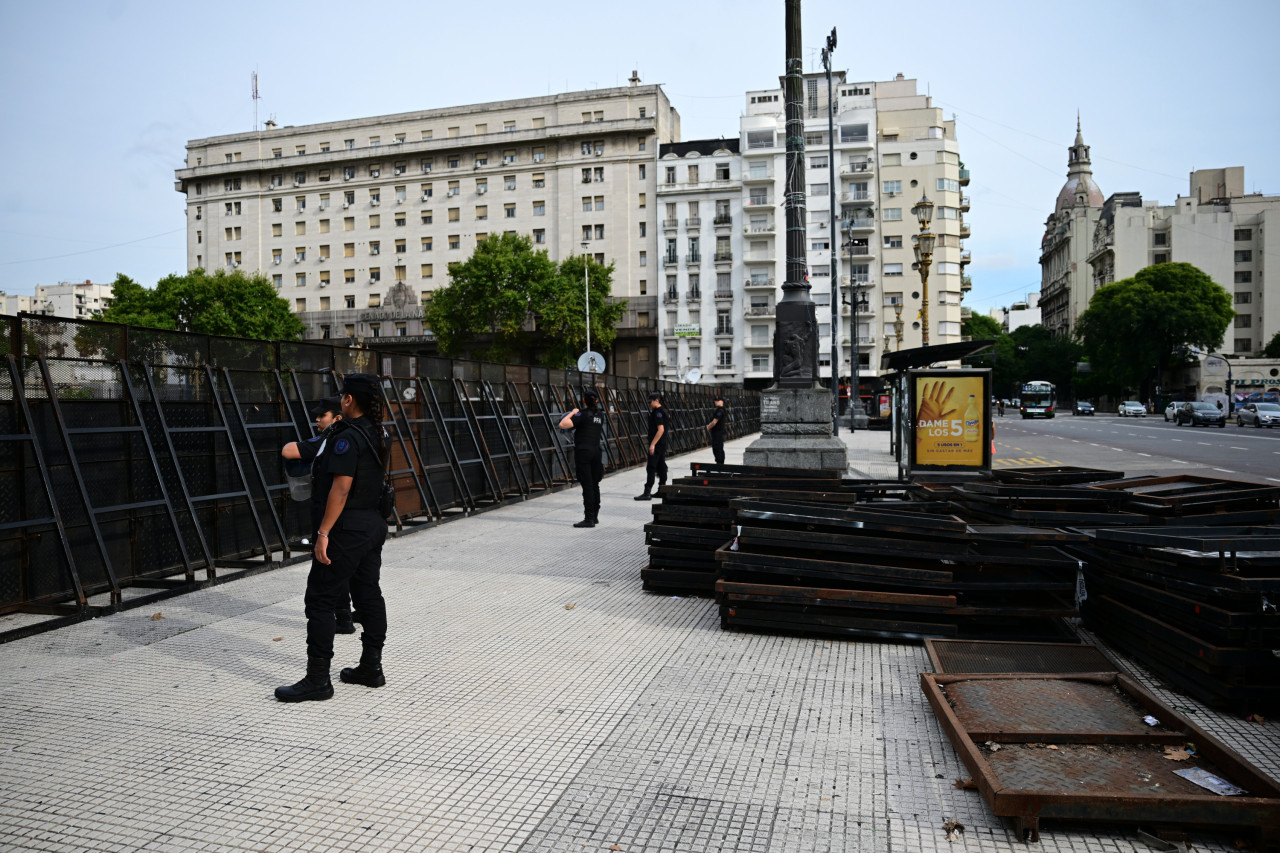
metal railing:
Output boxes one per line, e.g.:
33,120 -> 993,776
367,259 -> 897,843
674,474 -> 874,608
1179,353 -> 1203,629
0,313 -> 759,631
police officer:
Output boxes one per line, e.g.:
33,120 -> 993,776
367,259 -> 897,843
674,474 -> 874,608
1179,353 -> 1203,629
634,392 -> 669,501
283,396 -> 359,634
558,389 -> 605,528
706,394 -> 728,465
275,373 -> 389,702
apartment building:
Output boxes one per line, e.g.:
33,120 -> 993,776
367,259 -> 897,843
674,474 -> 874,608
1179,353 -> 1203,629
670,73 -> 969,389
1087,167 -> 1277,356
26,281 -> 114,320
175,77 -> 678,377
0,291 -> 36,315
1039,121 -> 1105,337
655,139 -> 743,383
988,292 -> 1042,333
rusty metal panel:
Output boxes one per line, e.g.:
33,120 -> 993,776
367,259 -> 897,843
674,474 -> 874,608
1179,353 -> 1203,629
921,672 -> 1280,844
925,639 -> 1116,676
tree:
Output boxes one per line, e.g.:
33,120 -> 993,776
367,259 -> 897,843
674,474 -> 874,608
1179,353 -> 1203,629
425,233 -> 626,366
962,313 -> 1004,341
1075,263 -> 1233,400
100,269 -> 306,340
1264,331 -> 1280,358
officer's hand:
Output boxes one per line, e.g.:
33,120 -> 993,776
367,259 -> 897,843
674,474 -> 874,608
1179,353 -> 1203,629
649,444 -> 655,456
315,535 -> 331,565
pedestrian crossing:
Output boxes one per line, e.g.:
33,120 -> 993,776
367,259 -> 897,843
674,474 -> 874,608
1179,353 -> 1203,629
992,442 -> 1062,469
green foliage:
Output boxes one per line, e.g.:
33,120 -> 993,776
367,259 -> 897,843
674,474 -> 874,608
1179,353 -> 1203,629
969,324 -> 1082,400
962,313 -> 1003,341
1075,263 -> 1233,399
1264,331 -> 1280,359
100,269 -> 306,340
425,233 -> 626,366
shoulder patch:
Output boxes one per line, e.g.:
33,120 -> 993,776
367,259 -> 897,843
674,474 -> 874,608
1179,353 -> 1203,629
334,438 -> 350,455
306,434 -> 323,443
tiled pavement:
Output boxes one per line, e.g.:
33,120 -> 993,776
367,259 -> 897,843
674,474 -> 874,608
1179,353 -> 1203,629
1,430 -> 1276,852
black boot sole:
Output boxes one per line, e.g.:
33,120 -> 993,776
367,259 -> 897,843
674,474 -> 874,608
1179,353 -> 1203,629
274,683 -> 334,702
339,668 -> 386,688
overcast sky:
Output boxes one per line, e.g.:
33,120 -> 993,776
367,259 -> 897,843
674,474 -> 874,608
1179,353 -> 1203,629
2,0 -> 1277,316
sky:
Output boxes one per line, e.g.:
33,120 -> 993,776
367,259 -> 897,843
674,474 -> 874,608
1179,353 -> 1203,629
2,0 -> 1278,317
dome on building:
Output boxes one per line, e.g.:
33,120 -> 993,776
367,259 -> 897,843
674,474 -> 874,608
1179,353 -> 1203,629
1055,117 -> 1102,211
1057,175 -> 1104,211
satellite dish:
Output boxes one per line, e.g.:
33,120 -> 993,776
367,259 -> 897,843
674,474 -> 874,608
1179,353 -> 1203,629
402,386 -> 417,402
577,351 -> 606,374
685,368 -> 702,384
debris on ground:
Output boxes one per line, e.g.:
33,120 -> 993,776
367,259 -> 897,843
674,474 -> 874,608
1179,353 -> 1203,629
952,778 -> 978,790
564,603 -> 576,610
150,612 -> 164,621
943,818 -> 965,842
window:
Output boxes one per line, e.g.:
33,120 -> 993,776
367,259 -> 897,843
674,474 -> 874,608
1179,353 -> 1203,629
370,267 -> 381,282
271,148 -> 282,159
938,321 -> 961,335
664,166 -> 676,185
639,251 -> 647,267
369,214 -> 380,229
370,241 -> 380,255
344,216 -> 354,231
295,298 -> 306,312
224,178 -> 242,191
449,235 -> 460,250
368,294 -> 382,308
369,136 -> 380,147
1235,250 -> 1253,262
295,196 -> 306,212
1235,271 -> 1252,283
295,272 -> 306,287
1235,292 -> 1252,304
421,263 -> 433,278
532,173 -> 545,188
810,183 -> 829,197
811,240 -> 830,251
639,222 -> 646,237
1235,338 -> 1253,352
447,156 -> 460,168
421,237 -> 433,251
638,193 -> 646,208
344,243 -> 355,257
1153,232 -> 1168,246
395,239 -> 406,254
1235,315 -> 1252,328
196,230 -> 202,244
504,175 -> 516,191
420,290 -> 432,307
272,198 -> 283,213
809,155 -> 828,170
687,165 -> 699,184
294,222 -> 305,236
344,271 -> 355,286
533,201 -> 545,216
448,208 -> 460,222
475,153 -> 488,167
532,147 -> 546,162
582,225 -> 592,241
318,193 -> 330,210
840,123 -> 869,143
273,249 -> 283,264
533,229 -> 545,244
882,208 -> 902,221
421,158 -> 434,173
475,205 -> 488,220
194,183 -> 202,196
421,211 -> 433,225
1235,229 -> 1253,241
447,180 -> 460,197
883,180 -> 902,194
884,263 -> 903,276
504,203 -> 516,219
746,130 -> 774,150
936,178 -> 960,193
294,171 -> 306,185
395,213 -> 405,227
395,265 -> 406,281
884,235 -> 902,249
319,245 -> 330,260
1154,253 -> 1169,264
812,265 -> 829,277
272,274 -> 282,288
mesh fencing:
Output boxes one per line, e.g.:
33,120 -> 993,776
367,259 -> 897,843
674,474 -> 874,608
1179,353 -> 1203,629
0,313 -> 760,619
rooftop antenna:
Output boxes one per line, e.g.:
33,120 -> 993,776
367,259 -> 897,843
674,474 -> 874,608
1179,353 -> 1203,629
252,70 -> 260,131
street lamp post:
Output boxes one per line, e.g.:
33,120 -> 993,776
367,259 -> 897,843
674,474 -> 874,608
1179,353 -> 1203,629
911,195 -> 935,346
822,27 -> 839,435
581,241 -> 591,358
847,237 -> 858,432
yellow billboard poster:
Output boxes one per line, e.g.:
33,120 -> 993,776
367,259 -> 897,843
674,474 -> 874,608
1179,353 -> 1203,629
911,371 -> 990,470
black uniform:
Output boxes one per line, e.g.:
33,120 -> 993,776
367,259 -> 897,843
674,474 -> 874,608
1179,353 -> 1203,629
644,405 -> 669,491
570,408 -> 605,521
709,404 -> 727,465
302,416 -> 388,661
294,425 -> 356,625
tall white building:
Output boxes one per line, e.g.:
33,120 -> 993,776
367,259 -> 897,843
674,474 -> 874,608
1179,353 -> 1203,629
176,78 -> 678,377
1039,121 -> 1104,338
655,139 -> 743,383
654,73 -> 971,388
1088,167 -> 1278,355
988,292 -> 1042,333
0,291 -> 36,315
28,281 -> 114,320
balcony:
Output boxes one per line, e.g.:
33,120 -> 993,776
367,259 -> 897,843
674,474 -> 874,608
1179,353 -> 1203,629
744,252 -> 776,264
744,278 -> 776,290
663,253 -> 679,267
685,217 -> 701,229
840,275 -> 873,289
744,304 -> 775,318
841,218 -> 875,232
714,325 -> 734,337
747,222 -> 776,235
742,169 -> 773,184
714,363 -> 737,373
959,168 -> 970,186
960,277 -> 972,293
714,252 -> 733,264
743,338 -> 772,350
840,190 -> 873,204
960,195 -> 970,212
663,291 -> 680,304
960,250 -> 972,266
844,244 -> 874,258
685,253 -> 702,265
857,336 -> 877,347
686,289 -> 702,302
840,161 -> 874,178
745,196 -> 774,209
713,289 -> 734,300
662,218 -> 678,231
959,222 -> 971,239
713,214 -> 733,229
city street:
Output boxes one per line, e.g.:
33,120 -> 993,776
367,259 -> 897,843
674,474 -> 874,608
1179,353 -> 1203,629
992,411 -> 1280,483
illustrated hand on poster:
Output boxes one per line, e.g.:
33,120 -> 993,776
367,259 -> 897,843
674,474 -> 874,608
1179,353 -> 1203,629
915,381 -> 957,445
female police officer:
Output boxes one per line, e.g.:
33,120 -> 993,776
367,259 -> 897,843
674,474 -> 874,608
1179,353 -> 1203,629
276,373 -> 389,702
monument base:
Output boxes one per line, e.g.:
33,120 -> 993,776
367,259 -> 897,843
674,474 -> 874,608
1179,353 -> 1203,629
743,386 -> 849,472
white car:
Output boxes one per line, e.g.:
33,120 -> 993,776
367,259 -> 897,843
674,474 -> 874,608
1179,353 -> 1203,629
1118,401 -> 1146,417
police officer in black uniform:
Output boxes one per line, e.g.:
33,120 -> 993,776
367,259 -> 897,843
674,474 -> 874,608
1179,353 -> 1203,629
634,392 -> 669,501
559,390 -> 605,528
275,373 -> 390,702
706,395 -> 728,465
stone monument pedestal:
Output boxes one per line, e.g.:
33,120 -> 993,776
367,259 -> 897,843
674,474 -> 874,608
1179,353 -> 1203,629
743,386 -> 849,472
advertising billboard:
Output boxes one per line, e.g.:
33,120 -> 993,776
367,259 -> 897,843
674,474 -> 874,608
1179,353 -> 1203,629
909,369 -> 991,472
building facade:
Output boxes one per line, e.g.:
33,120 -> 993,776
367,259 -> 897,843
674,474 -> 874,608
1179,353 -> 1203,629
655,139 -> 743,383
25,281 -> 114,320
1039,121 -> 1104,338
988,292 -> 1042,333
1088,167 -> 1277,355
176,78 -> 678,377
0,291 -> 35,315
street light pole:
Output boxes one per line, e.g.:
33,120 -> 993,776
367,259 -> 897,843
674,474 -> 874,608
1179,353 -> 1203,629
848,236 -> 858,432
581,241 -> 591,358
822,27 -> 839,435
911,195 -> 935,346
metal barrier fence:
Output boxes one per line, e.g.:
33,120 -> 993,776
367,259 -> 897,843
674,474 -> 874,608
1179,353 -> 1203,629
0,313 -> 759,623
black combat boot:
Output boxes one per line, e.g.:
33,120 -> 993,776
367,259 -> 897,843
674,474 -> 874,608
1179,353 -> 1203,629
573,517 -> 595,528
335,611 -> 356,634
274,656 -> 334,702
340,648 -> 386,688
633,490 -> 653,501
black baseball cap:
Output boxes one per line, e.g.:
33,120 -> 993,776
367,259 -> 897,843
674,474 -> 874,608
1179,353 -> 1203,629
308,396 -> 342,418
582,390 -> 599,405
648,392 -> 663,402
341,373 -> 381,397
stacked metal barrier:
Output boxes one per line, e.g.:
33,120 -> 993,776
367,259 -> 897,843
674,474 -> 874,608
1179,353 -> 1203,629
0,313 -> 759,626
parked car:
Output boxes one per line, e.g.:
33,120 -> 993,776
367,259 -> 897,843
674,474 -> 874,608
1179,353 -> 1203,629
1118,401 -> 1146,417
1237,402 -> 1280,428
1164,402 -> 1180,422
1176,401 -> 1226,428
1072,401 -> 1094,416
